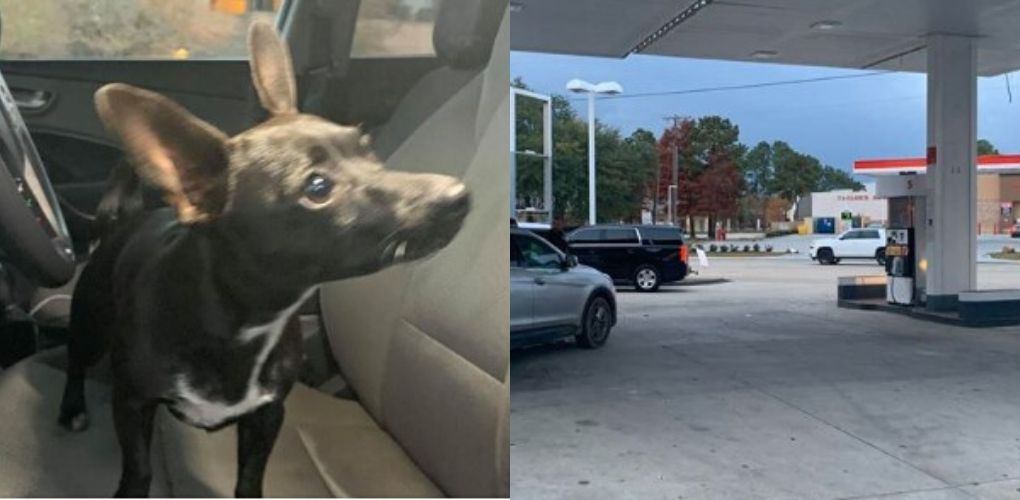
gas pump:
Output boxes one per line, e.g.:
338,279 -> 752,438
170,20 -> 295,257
885,228 -> 915,305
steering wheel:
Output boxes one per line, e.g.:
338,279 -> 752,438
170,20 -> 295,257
0,70 -> 75,287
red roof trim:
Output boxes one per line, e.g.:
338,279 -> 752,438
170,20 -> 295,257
854,154 -> 1020,173
854,158 -> 926,170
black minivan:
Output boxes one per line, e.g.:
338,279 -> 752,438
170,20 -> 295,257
566,224 -> 689,292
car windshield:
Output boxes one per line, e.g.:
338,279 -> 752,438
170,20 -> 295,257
0,0 -> 439,61
0,0 -> 281,60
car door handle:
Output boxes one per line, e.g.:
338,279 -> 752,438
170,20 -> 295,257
10,88 -> 53,113
534,277 -> 546,285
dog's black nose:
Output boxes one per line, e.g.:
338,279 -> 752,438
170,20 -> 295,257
435,183 -> 471,220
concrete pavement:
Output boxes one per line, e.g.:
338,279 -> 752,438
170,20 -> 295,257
511,259 -> 1020,499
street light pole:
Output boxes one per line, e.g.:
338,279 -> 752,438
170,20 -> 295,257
567,79 -> 623,226
586,92 -> 596,225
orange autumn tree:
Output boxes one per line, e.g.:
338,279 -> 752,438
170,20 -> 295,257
656,116 -> 745,236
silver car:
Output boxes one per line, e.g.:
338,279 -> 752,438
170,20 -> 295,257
511,228 -> 617,349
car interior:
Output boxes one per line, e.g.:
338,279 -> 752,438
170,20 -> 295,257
0,0 -> 508,496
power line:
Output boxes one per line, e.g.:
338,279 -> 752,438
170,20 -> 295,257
575,70 -> 895,101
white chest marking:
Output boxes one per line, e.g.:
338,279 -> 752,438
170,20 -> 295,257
172,287 -> 317,428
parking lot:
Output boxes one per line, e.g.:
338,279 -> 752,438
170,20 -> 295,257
511,256 -> 1020,499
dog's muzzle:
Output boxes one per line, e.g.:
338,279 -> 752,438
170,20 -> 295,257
377,186 -> 470,266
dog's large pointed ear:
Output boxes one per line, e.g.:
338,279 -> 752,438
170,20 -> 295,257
248,22 -> 297,115
95,83 -> 229,224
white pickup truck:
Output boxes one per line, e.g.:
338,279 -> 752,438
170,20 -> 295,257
809,228 -> 887,265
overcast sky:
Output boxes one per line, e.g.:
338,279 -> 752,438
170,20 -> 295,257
511,51 -> 1020,174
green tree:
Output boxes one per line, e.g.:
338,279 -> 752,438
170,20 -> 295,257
767,141 -> 860,200
595,127 -> 658,222
512,79 -> 656,224
740,141 -> 773,197
769,141 -> 821,202
978,139 -> 999,155
690,116 -> 746,168
817,165 -> 864,192
739,141 -> 774,226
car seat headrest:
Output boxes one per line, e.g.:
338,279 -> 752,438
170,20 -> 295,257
433,0 -> 505,69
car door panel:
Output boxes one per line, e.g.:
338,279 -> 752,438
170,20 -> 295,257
838,233 -> 855,257
510,267 -> 535,334
853,232 -> 870,257
838,231 -> 861,258
566,228 -> 602,273
516,234 -> 582,330
599,228 -> 635,279
602,245 -> 628,279
864,230 -> 882,258
531,268 -> 588,330
510,235 -> 534,335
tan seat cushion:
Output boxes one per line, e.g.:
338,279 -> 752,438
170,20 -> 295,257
159,384 -> 442,498
0,350 -> 170,497
0,350 -> 440,498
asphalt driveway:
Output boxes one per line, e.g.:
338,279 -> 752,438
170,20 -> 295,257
511,259 -> 1020,499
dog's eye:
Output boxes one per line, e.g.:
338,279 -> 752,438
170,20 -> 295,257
303,173 -> 334,203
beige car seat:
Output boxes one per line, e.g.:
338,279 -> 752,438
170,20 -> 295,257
0,3 -> 508,497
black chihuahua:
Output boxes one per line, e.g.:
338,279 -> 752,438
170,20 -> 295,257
57,22 -> 470,497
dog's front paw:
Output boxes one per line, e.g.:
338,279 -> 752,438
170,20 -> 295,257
114,483 -> 150,498
58,410 -> 90,432
235,487 -> 263,498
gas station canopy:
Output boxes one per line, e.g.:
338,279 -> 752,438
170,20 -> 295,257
510,0 -> 1020,76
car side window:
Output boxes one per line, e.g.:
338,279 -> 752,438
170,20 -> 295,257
602,228 -> 638,244
517,236 -> 562,270
351,0 -> 439,58
841,231 -> 859,240
0,0 -> 283,60
641,227 -> 683,245
863,230 -> 881,239
568,229 -> 602,244
510,236 -> 525,268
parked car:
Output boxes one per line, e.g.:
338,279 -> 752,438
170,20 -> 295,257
809,228 -> 887,265
511,228 -> 617,349
565,224 -> 689,292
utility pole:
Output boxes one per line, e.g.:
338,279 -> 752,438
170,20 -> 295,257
663,114 -> 684,228
671,142 -> 679,227
652,168 -> 660,224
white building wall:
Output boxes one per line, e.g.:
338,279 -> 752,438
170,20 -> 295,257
809,184 -> 888,222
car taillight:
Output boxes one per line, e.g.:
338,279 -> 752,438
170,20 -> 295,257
679,244 -> 689,264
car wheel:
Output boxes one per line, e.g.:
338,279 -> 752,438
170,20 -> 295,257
817,248 -> 836,265
876,248 -> 887,266
576,295 -> 612,349
633,265 -> 661,292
